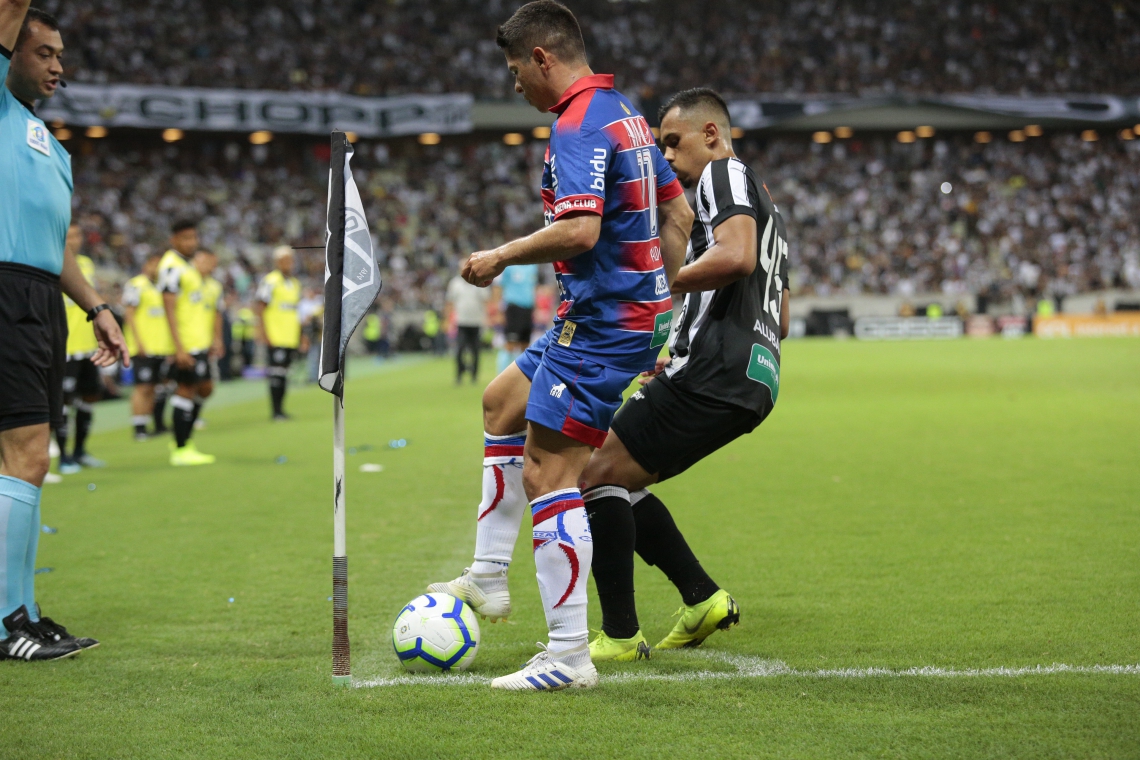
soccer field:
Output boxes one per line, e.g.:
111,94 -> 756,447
8,339 -> 1139,759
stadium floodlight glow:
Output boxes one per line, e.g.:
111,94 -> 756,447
916,125 -> 935,138
53,128 -> 71,141
86,126 -> 107,138
162,128 -> 184,143
1081,129 -> 1098,142
1025,124 -> 1043,137
834,126 -> 853,138
418,132 -> 441,145
730,127 -> 745,139
1121,129 -> 1135,141
812,131 -> 832,144
897,130 -> 916,144
249,130 -> 273,145
345,132 -> 358,143
51,118 -> 64,128
532,126 -> 551,139
940,182 -> 953,194
974,131 -> 992,144
503,132 -> 525,146
1009,130 -> 1026,143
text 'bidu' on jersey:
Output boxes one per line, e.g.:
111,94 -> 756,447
663,157 -> 789,414
540,74 -> 684,373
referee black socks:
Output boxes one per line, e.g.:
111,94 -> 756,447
631,491 -> 720,607
583,485 -> 640,640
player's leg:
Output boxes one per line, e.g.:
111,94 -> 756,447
267,346 -> 291,420
491,350 -> 629,691
56,363 -> 77,473
170,355 -> 214,465
427,359 -> 532,620
578,431 -> 657,661
73,360 -> 105,467
130,359 -> 156,441
152,361 -> 171,435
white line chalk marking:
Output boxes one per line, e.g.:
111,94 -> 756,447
353,650 -> 1140,688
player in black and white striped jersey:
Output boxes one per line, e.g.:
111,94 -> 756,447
580,88 -> 790,662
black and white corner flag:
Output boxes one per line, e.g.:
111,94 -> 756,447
319,131 -> 382,398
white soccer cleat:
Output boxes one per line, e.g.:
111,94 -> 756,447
427,567 -> 511,622
490,643 -> 598,691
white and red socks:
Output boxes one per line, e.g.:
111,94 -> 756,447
531,488 -> 593,670
470,432 -> 528,586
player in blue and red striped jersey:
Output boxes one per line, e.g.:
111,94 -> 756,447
429,1 -> 694,691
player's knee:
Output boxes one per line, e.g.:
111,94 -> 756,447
198,382 -> 213,399
12,449 -> 51,487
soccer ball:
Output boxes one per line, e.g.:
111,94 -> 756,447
392,593 -> 480,672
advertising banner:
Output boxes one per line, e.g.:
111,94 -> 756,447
1034,314 -> 1140,338
854,317 -> 963,340
37,84 -> 473,137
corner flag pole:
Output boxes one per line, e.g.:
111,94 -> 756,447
319,130 -> 382,687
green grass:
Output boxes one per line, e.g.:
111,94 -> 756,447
8,339 -> 1140,758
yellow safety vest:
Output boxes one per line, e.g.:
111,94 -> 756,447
123,273 -> 173,356
256,270 -> 301,349
64,255 -> 99,358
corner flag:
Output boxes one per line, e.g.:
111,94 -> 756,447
319,130 -> 382,686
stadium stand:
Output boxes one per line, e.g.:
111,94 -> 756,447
69,131 -> 1140,304
47,1 -> 1140,97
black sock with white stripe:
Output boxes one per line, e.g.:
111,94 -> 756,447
171,396 -> 195,448
583,485 -> 640,640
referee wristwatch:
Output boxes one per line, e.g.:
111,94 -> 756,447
86,303 -> 111,322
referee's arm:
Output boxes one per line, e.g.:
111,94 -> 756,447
59,237 -> 130,368
0,0 -> 31,50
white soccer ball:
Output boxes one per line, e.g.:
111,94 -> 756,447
392,593 -> 480,672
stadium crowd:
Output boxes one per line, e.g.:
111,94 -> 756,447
44,0 -> 1140,98
69,130 -> 1140,314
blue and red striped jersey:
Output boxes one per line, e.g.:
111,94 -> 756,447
540,74 -> 684,372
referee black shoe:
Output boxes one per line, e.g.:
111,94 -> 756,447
0,606 -> 82,661
33,604 -> 99,650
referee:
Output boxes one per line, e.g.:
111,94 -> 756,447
0,3 -> 128,660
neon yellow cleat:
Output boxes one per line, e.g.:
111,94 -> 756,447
654,589 -> 740,650
589,630 -> 651,662
170,443 -> 216,466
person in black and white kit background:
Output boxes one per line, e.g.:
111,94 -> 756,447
579,87 -> 791,661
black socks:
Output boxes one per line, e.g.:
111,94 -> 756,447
632,492 -> 719,607
583,486 -> 639,640
171,396 -> 195,448
269,374 -> 286,416
73,404 -> 93,458
153,389 -> 169,432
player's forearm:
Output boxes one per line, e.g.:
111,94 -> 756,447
780,288 -> 790,339
0,0 -> 32,51
671,215 -> 756,294
59,248 -> 104,311
658,196 -> 693,285
497,215 -> 600,267
162,294 -> 185,352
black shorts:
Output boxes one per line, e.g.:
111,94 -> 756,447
63,358 -> 102,400
504,304 -> 534,344
267,346 -> 296,370
171,352 -> 211,386
133,355 -> 170,385
0,263 -> 67,433
610,376 -> 769,482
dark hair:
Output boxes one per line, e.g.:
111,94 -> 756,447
658,87 -> 732,127
196,247 -> 215,256
496,1 -> 586,64
15,8 -> 59,50
171,219 -> 198,234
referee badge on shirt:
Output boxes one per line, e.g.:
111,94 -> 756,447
27,119 -> 51,156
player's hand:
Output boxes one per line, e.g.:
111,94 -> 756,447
300,337 -> 311,354
210,339 -> 224,359
637,356 -> 670,385
462,249 -> 505,287
91,310 -> 130,368
175,350 -> 194,369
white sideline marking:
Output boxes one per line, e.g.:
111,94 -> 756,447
353,651 -> 1140,689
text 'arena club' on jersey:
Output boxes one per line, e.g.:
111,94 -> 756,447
663,158 -> 789,414
541,74 -> 684,373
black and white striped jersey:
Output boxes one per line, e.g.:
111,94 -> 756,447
662,157 -> 788,413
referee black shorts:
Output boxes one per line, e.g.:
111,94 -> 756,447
609,376 -> 770,482
504,303 -> 534,345
0,263 -> 67,433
